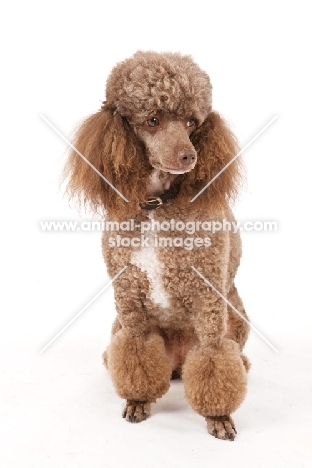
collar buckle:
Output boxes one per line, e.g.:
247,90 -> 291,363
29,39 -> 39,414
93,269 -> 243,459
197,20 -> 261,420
139,186 -> 178,211
140,197 -> 163,210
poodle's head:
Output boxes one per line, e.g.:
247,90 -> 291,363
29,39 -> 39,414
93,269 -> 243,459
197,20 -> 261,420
65,51 -> 241,218
105,52 -> 211,177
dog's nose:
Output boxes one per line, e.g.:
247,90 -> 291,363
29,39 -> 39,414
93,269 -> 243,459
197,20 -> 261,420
177,150 -> 197,166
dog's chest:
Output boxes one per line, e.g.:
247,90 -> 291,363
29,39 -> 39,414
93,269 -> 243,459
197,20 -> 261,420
130,226 -> 170,309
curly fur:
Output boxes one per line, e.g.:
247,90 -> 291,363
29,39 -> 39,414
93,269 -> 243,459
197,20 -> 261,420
65,51 -> 250,441
105,52 -> 212,124
183,339 -> 247,416
106,331 -> 171,401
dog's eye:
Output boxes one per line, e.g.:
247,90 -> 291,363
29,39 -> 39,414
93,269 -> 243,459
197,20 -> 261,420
147,117 -> 159,127
187,118 -> 196,127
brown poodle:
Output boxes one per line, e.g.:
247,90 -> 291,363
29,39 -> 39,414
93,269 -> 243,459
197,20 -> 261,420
65,51 -> 250,441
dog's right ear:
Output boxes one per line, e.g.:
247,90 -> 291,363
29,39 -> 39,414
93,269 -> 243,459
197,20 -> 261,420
64,107 -> 150,218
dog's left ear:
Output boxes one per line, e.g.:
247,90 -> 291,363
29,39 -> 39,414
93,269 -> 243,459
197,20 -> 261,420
185,111 -> 243,209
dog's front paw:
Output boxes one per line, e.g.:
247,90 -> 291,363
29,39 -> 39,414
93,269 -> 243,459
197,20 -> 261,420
206,415 -> 237,441
183,339 -> 247,417
122,400 -> 151,423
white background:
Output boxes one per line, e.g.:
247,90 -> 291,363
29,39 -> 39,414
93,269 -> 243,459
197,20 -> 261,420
1,1 -> 312,467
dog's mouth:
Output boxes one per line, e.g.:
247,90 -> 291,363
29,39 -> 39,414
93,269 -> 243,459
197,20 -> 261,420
151,163 -> 195,174
166,168 -> 192,174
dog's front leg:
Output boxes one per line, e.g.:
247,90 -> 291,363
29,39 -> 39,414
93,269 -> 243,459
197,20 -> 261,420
105,264 -> 171,422
183,235 -> 247,440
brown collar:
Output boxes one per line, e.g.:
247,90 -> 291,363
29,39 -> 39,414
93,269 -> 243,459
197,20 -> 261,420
139,186 -> 178,210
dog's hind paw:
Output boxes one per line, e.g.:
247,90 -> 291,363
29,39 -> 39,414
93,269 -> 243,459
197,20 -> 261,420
122,400 -> 151,423
206,415 -> 237,441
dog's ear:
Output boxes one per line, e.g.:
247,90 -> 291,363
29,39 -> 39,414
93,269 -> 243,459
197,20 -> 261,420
64,107 -> 150,218
182,111 -> 243,210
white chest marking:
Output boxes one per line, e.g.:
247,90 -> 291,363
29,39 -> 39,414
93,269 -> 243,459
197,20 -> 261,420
130,235 -> 170,309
